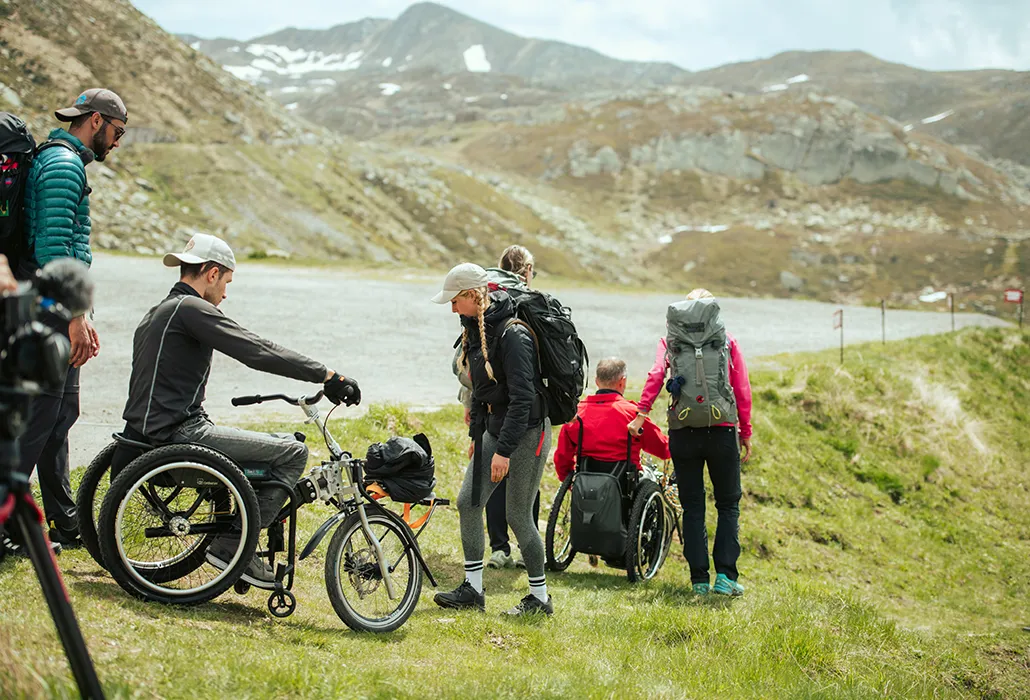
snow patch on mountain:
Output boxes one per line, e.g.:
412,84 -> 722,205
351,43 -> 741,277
224,64 -> 264,82
225,46 -> 365,82
463,45 -> 491,72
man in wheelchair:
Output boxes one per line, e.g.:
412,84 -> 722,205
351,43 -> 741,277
553,358 -> 670,484
119,234 -> 360,589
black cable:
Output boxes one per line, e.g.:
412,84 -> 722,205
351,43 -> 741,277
322,402 -> 340,454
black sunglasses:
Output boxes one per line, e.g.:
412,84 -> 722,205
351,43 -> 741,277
100,115 -> 126,141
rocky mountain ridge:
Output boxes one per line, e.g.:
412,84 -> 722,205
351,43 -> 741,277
184,2 -> 684,97
0,0 -> 1025,313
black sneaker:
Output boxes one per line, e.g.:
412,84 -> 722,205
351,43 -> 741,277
48,527 -> 82,550
503,593 -> 554,617
433,581 -> 485,611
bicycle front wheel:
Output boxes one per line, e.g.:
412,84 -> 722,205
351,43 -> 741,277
324,511 -> 422,633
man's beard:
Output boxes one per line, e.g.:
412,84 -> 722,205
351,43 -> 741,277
90,131 -> 110,162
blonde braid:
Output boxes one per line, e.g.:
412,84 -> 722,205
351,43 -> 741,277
459,327 -> 470,374
476,288 -> 495,382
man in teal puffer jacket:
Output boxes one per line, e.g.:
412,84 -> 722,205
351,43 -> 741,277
13,88 -> 126,550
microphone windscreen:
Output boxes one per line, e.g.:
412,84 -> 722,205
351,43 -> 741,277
36,259 -> 94,317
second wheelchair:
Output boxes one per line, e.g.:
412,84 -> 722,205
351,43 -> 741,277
545,430 -> 680,582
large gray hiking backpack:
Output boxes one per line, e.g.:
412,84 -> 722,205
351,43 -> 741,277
665,298 -> 738,430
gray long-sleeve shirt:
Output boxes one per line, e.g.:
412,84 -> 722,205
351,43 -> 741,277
122,282 -> 327,442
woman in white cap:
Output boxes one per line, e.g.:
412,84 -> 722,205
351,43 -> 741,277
432,262 -> 553,616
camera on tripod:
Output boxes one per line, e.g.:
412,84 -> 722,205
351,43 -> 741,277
0,257 -> 93,477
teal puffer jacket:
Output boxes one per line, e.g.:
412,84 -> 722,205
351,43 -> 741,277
25,129 -> 92,268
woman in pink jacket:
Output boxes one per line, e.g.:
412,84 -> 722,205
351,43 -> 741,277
628,289 -> 753,596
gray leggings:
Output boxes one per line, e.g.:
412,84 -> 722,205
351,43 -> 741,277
458,421 -> 552,580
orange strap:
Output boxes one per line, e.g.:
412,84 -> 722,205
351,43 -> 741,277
365,483 -> 388,501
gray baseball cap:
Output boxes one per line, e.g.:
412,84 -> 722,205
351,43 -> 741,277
163,234 -> 237,271
431,262 -> 489,303
55,88 -> 128,123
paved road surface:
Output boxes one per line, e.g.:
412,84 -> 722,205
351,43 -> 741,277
65,254 -> 1008,467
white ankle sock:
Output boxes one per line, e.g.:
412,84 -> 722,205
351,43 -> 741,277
464,561 -> 484,594
528,575 -> 548,602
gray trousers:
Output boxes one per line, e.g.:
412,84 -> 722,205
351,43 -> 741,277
171,417 -> 308,528
458,421 -> 551,581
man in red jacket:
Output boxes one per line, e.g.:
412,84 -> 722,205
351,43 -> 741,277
554,358 -> 670,482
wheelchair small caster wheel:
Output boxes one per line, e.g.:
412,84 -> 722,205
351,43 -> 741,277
268,590 -> 296,618
234,580 -> 251,595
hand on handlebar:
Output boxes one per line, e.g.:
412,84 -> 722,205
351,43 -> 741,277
324,373 -> 361,406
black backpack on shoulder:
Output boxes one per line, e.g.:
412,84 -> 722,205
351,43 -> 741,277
502,287 -> 589,426
0,112 -> 37,272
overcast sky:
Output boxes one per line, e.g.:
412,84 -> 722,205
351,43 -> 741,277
132,0 -> 1030,72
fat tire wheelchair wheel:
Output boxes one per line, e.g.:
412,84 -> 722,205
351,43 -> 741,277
325,511 -> 422,633
545,474 -> 576,572
626,480 -> 667,583
76,442 -> 117,570
98,444 -> 260,606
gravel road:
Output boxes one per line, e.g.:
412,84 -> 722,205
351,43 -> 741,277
65,254 -> 1008,467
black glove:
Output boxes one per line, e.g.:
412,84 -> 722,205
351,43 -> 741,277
324,373 -> 361,406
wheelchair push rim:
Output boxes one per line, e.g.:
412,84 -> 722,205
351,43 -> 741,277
112,460 -> 251,598
545,474 -> 576,571
630,487 -> 668,582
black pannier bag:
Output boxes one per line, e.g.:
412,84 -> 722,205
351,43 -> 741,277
570,470 -> 626,559
363,433 -> 436,503
569,418 -> 632,560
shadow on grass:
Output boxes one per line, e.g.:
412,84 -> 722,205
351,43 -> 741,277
647,580 -> 738,610
548,567 -> 635,591
68,576 -> 412,642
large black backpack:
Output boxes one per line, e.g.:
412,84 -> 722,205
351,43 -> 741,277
502,287 -> 589,425
0,112 -> 37,272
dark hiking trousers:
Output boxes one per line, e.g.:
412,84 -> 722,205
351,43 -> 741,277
669,425 -> 742,583
171,417 -> 308,528
487,479 -> 541,555
16,367 -> 80,533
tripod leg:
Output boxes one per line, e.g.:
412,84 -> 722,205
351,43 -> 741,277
13,497 -> 104,699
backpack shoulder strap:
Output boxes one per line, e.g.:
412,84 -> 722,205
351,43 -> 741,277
35,140 -> 79,157
576,415 -> 584,468
503,317 -> 541,365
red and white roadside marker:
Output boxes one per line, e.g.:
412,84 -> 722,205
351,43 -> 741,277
1004,289 -> 1024,328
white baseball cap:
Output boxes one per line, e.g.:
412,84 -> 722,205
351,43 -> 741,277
431,262 -> 489,303
163,234 -> 237,271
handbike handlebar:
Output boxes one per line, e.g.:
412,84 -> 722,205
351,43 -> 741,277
231,391 -> 324,407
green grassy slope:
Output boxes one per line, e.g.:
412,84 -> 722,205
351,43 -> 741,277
1,328 -> 1027,698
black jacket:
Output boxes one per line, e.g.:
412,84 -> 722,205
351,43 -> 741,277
122,283 -> 327,442
462,291 -> 544,457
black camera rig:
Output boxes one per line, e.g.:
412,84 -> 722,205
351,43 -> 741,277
0,258 -> 103,698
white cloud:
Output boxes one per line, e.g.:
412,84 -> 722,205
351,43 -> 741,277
132,0 -> 1030,71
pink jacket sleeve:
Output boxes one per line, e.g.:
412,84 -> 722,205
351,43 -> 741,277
637,337 -> 668,414
727,333 -> 753,440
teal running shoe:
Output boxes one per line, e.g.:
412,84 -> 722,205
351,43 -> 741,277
692,582 -> 711,595
713,574 -> 744,596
